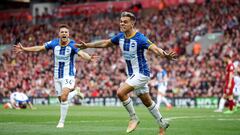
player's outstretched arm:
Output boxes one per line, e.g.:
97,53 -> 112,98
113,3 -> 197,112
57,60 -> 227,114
75,39 -> 113,49
149,45 -> 177,61
13,42 -> 46,53
78,50 -> 99,62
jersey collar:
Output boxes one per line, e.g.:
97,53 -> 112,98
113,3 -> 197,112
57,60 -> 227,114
125,31 -> 137,39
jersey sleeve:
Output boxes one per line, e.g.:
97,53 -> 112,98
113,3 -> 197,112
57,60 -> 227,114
139,35 -> 154,49
44,40 -> 56,50
110,33 -> 122,45
70,40 -> 80,54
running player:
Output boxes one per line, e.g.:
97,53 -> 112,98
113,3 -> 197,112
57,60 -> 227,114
14,24 -> 97,128
75,12 -> 176,135
155,65 -> 172,109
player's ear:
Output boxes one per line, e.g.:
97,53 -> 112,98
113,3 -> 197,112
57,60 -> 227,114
131,20 -> 135,28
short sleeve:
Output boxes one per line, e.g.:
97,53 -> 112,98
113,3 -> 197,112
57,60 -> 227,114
44,40 -> 55,50
70,40 -> 79,54
111,33 -> 122,45
139,35 -> 154,49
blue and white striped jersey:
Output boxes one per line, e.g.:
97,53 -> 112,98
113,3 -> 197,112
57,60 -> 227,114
111,32 -> 153,77
44,38 -> 79,79
157,69 -> 167,86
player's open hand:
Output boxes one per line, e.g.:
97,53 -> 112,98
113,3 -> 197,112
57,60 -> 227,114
75,41 -> 88,49
13,42 -> 24,53
164,51 -> 177,61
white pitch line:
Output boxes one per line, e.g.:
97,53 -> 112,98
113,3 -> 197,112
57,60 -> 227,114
167,115 -> 221,120
218,119 -> 240,121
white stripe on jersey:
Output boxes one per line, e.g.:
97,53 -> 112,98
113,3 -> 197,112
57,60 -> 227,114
54,46 -> 76,79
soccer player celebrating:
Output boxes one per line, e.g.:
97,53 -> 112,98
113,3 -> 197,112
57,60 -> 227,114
75,12 -> 176,135
14,24 -> 98,128
215,55 -> 235,114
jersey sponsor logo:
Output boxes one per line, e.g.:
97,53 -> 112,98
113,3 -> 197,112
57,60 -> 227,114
56,55 -> 69,60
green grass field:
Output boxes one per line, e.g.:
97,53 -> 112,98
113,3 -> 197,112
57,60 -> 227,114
0,105 -> 240,135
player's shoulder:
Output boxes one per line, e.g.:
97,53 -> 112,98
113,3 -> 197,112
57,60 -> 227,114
115,32 -> 125,38
45,38 -> 59,46
135,32 -> 146,38
69,38 -> 75,43
68,39 -> 77,47
51,38 -> 60,43
134,32 -> 148,42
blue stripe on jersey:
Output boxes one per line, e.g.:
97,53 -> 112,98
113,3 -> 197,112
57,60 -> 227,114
137,46 -> 150,76
58,62 -> 65,78
126,60 -> 133,76
123,39 -> 130,51
69,53 -> 74,76
60,46 -> 66,55
123,39 -> 133,76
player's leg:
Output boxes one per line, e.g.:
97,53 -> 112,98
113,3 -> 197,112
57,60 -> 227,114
161,96 -> 172,109
67,87 -> 84,101
55,79 -> 64,128
156,87 -> 163,108
57,77 -> 75,128
57,87 -> 71,128
138,90 -> 169,135
215,94 -> 226,112
224,95 -> 235,114
117,82 -> 139,133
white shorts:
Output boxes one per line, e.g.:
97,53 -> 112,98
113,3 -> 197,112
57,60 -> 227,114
54,76 -> 75,96
126,73 -> 150,96
158,84 -> 167,94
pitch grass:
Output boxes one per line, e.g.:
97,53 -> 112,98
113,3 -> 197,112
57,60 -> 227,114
0,105 -> 240,135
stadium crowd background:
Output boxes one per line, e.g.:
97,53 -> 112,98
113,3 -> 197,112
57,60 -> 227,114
0,0 -> 239,100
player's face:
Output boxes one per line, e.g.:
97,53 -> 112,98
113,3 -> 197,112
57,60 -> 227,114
59,27 -> 69,42
120,17 -> 134,32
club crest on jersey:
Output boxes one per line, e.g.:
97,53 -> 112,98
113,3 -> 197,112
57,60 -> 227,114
131,42 -> 136,47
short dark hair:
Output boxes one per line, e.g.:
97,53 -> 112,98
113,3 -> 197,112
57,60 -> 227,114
121,11 -> 136,22
58,24 -> 69,30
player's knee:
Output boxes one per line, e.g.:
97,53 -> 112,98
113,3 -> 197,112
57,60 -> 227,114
61,94 -> 68,102
117,90 -> 124,99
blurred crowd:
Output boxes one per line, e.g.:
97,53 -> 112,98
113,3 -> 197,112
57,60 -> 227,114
0,1 -> 239,99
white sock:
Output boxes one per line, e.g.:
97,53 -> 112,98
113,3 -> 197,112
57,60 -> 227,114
122,97 -> 138,120
162,97 -> 170,106
148,101 -> 163,126
156,95 -> 162,108
218,98 -> 226,111
67,90 -> 77,101
59,101 -> 69,124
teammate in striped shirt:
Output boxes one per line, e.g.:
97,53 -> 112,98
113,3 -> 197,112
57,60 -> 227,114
14,24 -> 97,128
155,65 -> 172,109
